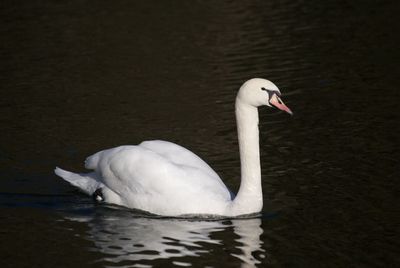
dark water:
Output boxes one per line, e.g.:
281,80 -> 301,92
0,0 -> 399,267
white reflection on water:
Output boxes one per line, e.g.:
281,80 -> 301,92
66,210 -> 265,267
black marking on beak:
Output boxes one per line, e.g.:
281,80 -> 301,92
261,87 -> 281,102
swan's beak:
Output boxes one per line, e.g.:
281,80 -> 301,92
270,95 -> 293,115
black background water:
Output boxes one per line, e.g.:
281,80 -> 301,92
0,0 -> 398,267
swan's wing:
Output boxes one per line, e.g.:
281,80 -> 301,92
139,140 -> 221,180
84,144 -> 232,214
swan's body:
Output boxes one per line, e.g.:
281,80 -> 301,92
55,78 -> 292,217
57,141 -> 232,216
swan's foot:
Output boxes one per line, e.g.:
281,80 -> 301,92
92,188 -> 104,202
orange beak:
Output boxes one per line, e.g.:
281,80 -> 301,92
270,94 -> 293,115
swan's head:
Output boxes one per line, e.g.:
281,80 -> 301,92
237,78 -> 293,115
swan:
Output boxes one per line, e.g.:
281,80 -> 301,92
55,78 -> 292,217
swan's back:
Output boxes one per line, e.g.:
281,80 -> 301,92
84,140 -> 232,215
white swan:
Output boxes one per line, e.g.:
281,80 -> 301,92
55,78 -> 292,217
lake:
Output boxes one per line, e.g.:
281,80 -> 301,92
0,0 -> 398,267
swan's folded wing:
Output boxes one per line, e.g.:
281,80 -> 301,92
84,144 -> 232,213
139,140 -> 221,181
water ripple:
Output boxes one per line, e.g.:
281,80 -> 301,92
65,209 -> 266,267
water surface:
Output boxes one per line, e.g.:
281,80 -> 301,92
0,0 -> 398,267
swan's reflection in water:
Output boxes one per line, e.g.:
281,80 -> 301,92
66,209 -> 265,267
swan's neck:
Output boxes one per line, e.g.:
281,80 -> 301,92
230,98 -> 263,216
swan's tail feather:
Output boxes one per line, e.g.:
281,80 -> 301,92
54,167 -> 102,196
